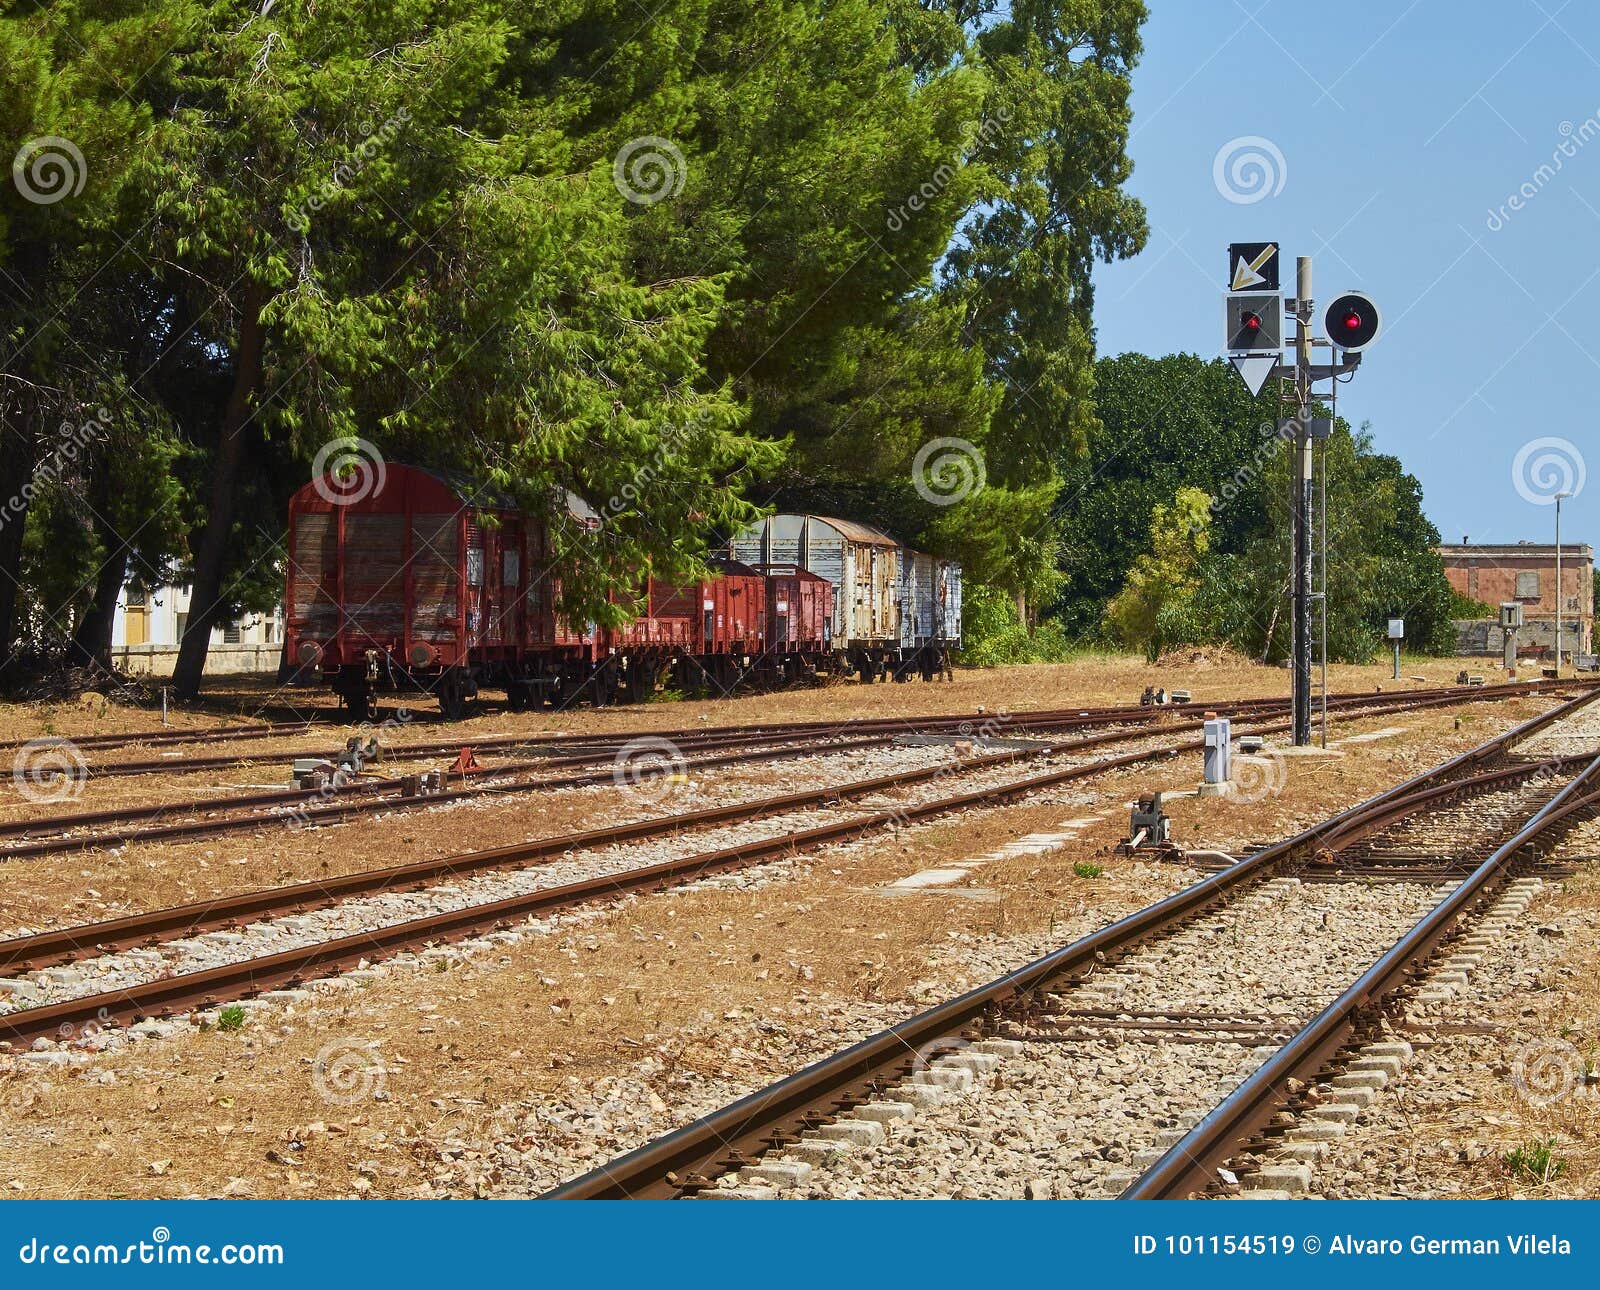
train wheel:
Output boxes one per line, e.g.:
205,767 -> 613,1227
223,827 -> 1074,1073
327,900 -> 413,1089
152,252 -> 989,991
335,668 -> 371,724
438,672 -> 468,720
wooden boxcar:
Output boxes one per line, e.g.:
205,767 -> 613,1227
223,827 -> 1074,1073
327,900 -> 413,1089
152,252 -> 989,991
731,514 -> 903,679
286,465 -> 844,715
753,563 -> 834,679
896,549 -> 963,678
285,464 -> 611,717
612,560 -> 768,699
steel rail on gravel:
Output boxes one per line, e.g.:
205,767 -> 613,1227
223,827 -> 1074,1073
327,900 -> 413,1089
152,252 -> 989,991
1119,751 -> 1600,1199
0,684 -> 1568,968
6,682 -> 1578,859
541,686 -> 1600,1199
2,690 -> 1469,1045
0,732 -> 1212,1048
22,679 -> 1586,782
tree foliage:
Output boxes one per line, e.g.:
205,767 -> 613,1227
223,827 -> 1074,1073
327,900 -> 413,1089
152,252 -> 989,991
1064,353 -> 1458,663
1103,485 -> 1211,661
0,0 -> 1153,690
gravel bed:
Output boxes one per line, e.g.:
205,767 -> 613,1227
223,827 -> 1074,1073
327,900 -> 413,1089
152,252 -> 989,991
1510,696 -> 1600,761
0,739 -> 1164,1029
1,738 -> 967,857
722,875 -> 1458,1199
1263,874 -> 1597,1198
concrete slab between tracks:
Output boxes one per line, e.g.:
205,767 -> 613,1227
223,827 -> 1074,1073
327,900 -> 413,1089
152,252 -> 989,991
882,816 -> 1107,895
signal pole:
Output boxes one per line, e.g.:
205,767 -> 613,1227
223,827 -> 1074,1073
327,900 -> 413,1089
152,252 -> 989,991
1292,256 -> 1314,747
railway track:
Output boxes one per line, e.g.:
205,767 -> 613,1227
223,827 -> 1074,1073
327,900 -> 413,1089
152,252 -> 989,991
540,687 -> 1600,1199
5,682 -> 1582,859
14,678 -> 1581,783
0,719 -> 329,756
0,683 -> 1532,1049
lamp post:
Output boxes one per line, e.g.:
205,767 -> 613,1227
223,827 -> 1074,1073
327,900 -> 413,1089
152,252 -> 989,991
1555,491 -> 1571,677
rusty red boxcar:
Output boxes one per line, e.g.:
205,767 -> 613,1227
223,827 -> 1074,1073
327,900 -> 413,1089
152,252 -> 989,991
287,465 -> 612,717
285,465 -> 846,717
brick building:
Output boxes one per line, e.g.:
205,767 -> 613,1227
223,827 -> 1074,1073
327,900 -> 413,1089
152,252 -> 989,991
1436,541 -> 1594,661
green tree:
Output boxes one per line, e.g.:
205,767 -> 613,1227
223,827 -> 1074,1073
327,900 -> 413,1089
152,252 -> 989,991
0,0 -> 184,673
1104,486 -> 1212,660
1056,352 -> 1276,637
122,1 -> 782,693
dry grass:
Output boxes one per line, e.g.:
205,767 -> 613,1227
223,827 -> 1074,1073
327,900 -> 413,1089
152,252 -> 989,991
0,652 -> 1503,747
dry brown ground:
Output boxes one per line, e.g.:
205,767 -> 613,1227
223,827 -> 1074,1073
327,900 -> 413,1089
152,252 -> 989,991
0,651 -> 1521,834
0,680 -> 1531,935
0,651 -> 1506,749
0,684 -> 1564,1199
1400,857 -> 1600,1199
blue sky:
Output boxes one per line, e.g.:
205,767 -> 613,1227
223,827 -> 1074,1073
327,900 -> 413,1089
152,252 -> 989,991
1092,0 -> 1600,549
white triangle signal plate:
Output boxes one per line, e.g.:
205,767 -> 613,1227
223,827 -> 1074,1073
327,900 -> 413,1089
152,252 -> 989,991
1230,355 -> 1278,397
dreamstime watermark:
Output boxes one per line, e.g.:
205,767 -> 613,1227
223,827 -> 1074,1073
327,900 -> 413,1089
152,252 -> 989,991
883,714 -> 1009,830
288,107 -> 411,233
1193,417 -> 1297,534
611,735 -> 690,807
12,737 -> 88,805
1511,436 -> 1585,506
1486,111 -> 1600,231
613,136 -> 686,206
312,1037 -> 389,1106
912,437 -> 986,506
1512,1036 -> 1589,1107
311,436 -> 387,506
11,135 -> 87,205
1229,749 -> 1288,804
0,407 -> 112,533
596,411 -> 706,525
17,1226 -> 283,1267
886,108 -> 1011,232
1212,135 -> 1287,205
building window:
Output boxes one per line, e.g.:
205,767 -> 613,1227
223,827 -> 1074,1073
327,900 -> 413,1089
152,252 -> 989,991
222,623 -> 242,645
1516,571 -> 1540,599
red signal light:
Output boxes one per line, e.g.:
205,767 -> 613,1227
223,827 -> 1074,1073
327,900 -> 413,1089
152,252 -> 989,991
1243,312 -> 1262,331
1324,292 -> 1381,351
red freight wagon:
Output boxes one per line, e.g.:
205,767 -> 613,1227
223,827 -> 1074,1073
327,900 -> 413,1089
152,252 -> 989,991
286,464 -> 846,717
285,464 -> 606,718
757,564 -> 834,679
611,560 -> 767,700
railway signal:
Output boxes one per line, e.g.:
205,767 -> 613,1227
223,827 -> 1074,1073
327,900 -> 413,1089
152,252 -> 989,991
1324,291 -> 1382,351
1226,293 -> 1282,352
1223,245 -> 1381,746
1225,243 -> 1285,396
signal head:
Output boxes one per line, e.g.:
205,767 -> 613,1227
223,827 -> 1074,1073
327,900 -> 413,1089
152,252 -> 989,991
1324,291 -> 1381,352
1226,292 -> 1282,353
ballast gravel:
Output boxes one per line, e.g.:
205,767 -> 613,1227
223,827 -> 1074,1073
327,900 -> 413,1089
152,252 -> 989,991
729,876 -> 1459,1199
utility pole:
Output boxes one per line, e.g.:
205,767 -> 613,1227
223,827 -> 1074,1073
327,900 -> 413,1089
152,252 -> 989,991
1291,257 -> 1314,747
1555,491 -> 1570,676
